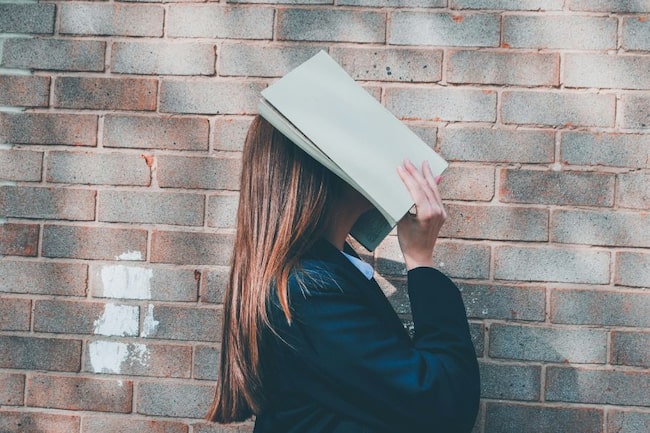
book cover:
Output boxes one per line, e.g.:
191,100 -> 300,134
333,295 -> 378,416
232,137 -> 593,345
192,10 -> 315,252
259,50 -> 447,251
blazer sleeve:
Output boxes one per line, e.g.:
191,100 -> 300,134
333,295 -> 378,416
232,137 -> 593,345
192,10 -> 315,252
277,266 -> 480,433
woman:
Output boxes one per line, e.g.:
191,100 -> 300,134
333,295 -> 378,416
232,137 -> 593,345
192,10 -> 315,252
207,116 -> 480,433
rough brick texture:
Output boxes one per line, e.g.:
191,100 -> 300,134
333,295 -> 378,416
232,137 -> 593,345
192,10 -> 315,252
3,2 -> 649,433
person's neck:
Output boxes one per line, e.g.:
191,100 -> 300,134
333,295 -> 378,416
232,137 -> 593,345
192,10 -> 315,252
323,213 -> 356,251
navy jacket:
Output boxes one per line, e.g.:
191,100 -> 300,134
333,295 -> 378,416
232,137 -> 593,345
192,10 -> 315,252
254,239 -> 480,433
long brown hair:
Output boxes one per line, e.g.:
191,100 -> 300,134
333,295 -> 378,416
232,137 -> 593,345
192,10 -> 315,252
207,115 -> 342,422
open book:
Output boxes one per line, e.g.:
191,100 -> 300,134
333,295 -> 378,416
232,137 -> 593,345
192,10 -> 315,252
259,51 -> 448,251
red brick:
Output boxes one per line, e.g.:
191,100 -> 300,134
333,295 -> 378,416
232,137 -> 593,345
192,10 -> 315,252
620,94 -> 650,129
0,150 -> 42,182
438,165 -> 494,202
167,4 -> 274,39
607,411 -> 650,433
0,223 -> 39,256
500,169 -> 615,206
0,298 -> 31,331
27,374 -> 133,413
503,15 -> 616,49
569,0 -> 650,12
206,193 -> 238,228
0,411 -> 79,433
546,366 -> 650,406
0,38 -> 105,71
479,361 -> 541,401
157,155 -> 241,190
43,225 -> 147,261
561,132 -> 649,169
82,417 -> 188,433
136,382 -> 214,418
194,345 -> 219,380
103,115 -> 209,151
0,186 -> 95,220
617,172 -> 650,209
151,231 -> 232,265
0,4 -> 55,34
616,251 -> 650,288
212,116 -> 252,151
60,3 -> 163,37
441,204 -> 548,241
612,331 -> 650,368
193,422 -> 252,433
0,336 -> 81,372
159,80 -> 265,115
54,77 -> 157,111
201,268 -> 228,304
113,41 -> 215,75
551,288 -> 650,327
98,190 -> 205,226
458,283 -> 545,321
565,54 -> 650,90
0,113 -> 97,146
141,304 -> 222,342
485,403 -> 603,433
83,340 -> 192,378
0,374 -> 25,406
385,87 -> 496,122
0,75 -> 49,107
552,209 -> 650,248
0,261 -> 87,296
46,151 -> 150,186
220,43 -> 327,78
623,16 -> 650,51
34,299 -> 139,336
277,9 -> 386,43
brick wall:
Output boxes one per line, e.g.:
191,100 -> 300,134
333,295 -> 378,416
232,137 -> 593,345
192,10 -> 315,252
0,1 -> 649,432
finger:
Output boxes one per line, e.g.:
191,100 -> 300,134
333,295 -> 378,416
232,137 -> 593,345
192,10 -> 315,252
421,161 -> 443,205
397,165 -> 430,210
404,160 -> 436,205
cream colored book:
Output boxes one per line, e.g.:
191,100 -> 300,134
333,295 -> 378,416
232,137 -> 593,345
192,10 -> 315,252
259,51 -> 447,251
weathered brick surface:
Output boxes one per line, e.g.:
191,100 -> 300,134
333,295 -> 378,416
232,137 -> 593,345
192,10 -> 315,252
0,373 -> 25,406
157,156 -> 241,190
0,336 -> 81,371
385,87 -> 497,122
27,375 -> 133,412
0,186 -> 95,220
0,261 -> 87,296
278,9 -> 386,43
503,15 -> 617,49
607,411 -> 650,433
546,367 -> 650,406
0,223 -> 39,256
0,150 -> 42,181
137,382 -> 214,418
623,17 -> 650,51
500,169 -> 615,207
60,3 -> 164,37
0,113 -> 97,146
168,5 -> 274,39
459,283 -> 545,321
0,298 -> 31,331
479,361 -> 541,401
440,127 -> 555,163
0,411 -> 80,433
90,264 -> 199,302
551,289 -> 650,327
561,132 -> 649,168
495,246 -> 610,284
0,39 -> 105,71
485,403 -> 603,433
42,225 -> 148,261
390,12 -> 500,47
447,50 -> 559,86
160,80 -> 265,115
0,75 -> 49,107
552,209 -> 650,248
98,190 -> 205,226
0,4 -> 55,34
502,91 -> 615,127
112,41 -> 215,75
489,324 -> 607,363
442,204 -> 548,241
620,94 -> 650,128
331,47 -> 442,82
611,331 -> 650,368
3,1 -> 650,431
54,77 -> 157,111
616,251 -> 650,288
46,152 -> 150,186
83,417 -> 188,433
103,115 -> 209,151
220,43 -> 326,77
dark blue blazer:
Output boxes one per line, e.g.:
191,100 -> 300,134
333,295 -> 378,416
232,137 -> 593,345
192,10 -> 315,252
254,239 -> 480,433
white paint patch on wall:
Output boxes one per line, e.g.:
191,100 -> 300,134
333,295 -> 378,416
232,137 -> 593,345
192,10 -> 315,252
93,303 -> 139,337
141,304 -> 159,338
115,250 -> 144,261
100,265 -> 153,299
88,340 -> 150,374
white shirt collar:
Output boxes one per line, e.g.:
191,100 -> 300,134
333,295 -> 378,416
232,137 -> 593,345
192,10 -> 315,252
341,251 -> 374,280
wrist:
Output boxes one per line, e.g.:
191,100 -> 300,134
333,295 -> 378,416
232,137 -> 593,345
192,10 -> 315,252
404,255 -> 435,271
